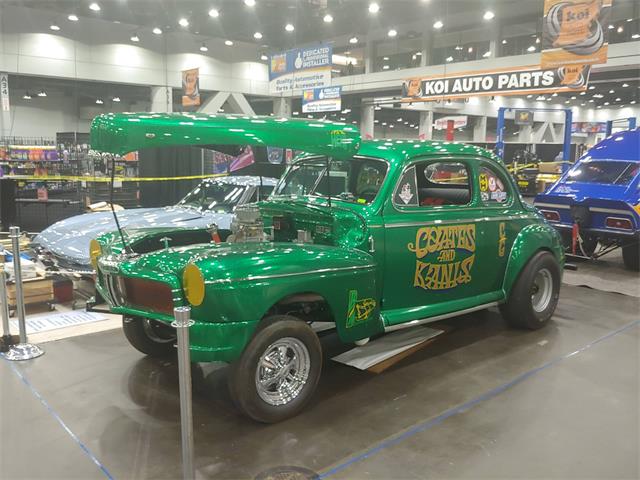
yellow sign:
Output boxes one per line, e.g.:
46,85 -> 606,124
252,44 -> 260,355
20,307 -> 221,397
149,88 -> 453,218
408,224 -> 476,291
498,223 -> 507,257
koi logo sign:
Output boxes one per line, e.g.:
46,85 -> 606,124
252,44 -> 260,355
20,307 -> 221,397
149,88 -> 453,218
407,224 -> 476,290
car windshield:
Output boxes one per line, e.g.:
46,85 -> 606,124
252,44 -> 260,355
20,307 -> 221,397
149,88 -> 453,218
177,181 -> 248,212
566,160 -> 639,185
272,156 -> 388,204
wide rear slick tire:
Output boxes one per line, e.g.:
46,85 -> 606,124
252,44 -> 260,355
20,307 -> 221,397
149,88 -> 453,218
228,315 -> 322,423
122,315 -> 176,357
500,251 -> 560,330
622,243 -> 640,271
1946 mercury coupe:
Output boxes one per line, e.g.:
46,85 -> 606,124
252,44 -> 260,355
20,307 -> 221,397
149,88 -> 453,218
90,113 -> 564,422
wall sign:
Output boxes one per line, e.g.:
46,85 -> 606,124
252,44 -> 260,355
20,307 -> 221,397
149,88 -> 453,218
541,0 -> 611,69
402,65 -> 590,102
269,44 -> 332,94
302,86 -> 342,113
0,73 -> 9,112
515,110 -> 534,126
434,116 -> 468,130
182,68 -> 200,107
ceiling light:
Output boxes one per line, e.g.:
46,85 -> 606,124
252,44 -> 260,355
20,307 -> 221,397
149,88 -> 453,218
112,97 -> 121,102
96,98 -> 104,105
571,96 -> 576,99
502,39 -> 507,44
535,37 -> 541,44
383,56 -> 389,60
483,11 -> 495,20
552,92 -> 558,97
67,14 -> 79,21
631,100 -> 637,104
23,93 -> 32,100
580,91 -> 586,95
446,56 -> 453,62
37,90 -> 46,97
564,100 -> 570,104
622,83 -> 629,87
153,27 -> 162,34
608,24 -> 614,29
627,18 -> 633,22
285,23 -> 294,32
604,102 -> 610,105
200,43 -> 208,52
537,95 -> 546,101
130,33 -> 140,42
388,29 -> 397,37
244,0 -> 256,6
455,45 -> 463,50
415,51 -> 422,56
382,64 -> 390,70
483,51 -> 491,58
615,97 -> 621,101
50,24 -> 60,31
609,89 -> 615,93
254,32 -> 263,39
178,18 -> 189,27
89,3 -> 100,11
208,8 -> 219,18
468,46 -> 474,53
224,40 -> 233,46
527,94 -> 533,98
433,20 -> 444,29
374,105 -> 382,110
349,36 -> 358,44
368,2 -> 380,13
260,54 -> 268,61
323,14 -> 333,23
527,45 -> 536,52
589,85 -> 595,90
617,26 -> 624,33
632,34 -> 640,39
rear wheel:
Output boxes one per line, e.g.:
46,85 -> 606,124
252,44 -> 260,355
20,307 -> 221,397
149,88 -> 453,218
228,315 -> 322,423
622,242 -> 640,271
500,251 -> 560,330
122,315 -> 176,357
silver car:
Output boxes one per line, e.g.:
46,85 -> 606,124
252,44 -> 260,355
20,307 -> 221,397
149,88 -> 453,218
33,175 -> 277,272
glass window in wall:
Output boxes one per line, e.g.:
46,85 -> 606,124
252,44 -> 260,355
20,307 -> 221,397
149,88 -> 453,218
332,45 -> 365,77
431,40 -> 492,65
374,36 -> 422,72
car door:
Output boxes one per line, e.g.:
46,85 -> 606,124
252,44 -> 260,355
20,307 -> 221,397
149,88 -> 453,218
381,158 -> 486,327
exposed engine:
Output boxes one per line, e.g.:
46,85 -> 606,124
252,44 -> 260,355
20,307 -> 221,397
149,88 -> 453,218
227,205 -> 268,243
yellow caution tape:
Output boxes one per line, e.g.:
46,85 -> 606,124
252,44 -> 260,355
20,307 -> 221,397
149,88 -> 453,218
2,173 -> 229,183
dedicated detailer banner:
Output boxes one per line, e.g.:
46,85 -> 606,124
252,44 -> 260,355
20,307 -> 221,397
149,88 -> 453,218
402,64 -> 590,102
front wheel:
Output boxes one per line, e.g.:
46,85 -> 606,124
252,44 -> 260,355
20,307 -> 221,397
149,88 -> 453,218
500,251 -> 560,330
122,315 -> 176,357
228,315 -> 322,423
622,242 -> 640,271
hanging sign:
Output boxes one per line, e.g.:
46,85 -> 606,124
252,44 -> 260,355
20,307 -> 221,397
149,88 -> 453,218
0,73 -> 9,112
434,116 -> 468,130
269,44 -> 332,94
541,0 -> 611,69
515,110 -> 534,126
302,86 -> 342,113
402,64 -> 590,102
182,68 -> 200,107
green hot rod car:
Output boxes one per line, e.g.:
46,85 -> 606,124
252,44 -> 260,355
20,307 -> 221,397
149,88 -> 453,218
90,113 -> 564,423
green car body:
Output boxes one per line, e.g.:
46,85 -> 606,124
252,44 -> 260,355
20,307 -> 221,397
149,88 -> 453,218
91,113 -> 564,366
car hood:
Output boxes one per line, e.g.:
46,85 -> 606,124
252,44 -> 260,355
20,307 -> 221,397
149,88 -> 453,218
33,206 -> 234,267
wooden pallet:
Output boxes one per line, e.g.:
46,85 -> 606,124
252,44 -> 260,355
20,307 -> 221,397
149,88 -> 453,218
5,277 -> 54,311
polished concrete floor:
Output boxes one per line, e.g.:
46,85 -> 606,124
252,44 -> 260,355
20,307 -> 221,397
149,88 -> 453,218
1,283 -> 638,480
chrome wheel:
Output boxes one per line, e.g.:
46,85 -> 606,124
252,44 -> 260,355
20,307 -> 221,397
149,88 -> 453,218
142,319 -> 175,343
531,268 -> 553,313
255,337 -> 311,406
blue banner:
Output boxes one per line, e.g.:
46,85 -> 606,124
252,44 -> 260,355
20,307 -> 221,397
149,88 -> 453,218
269,44 -> 333,94
302,86 -> 342,113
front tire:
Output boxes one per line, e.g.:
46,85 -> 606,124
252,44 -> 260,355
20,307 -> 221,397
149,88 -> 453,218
500,251 -> 560,330
228,315 -> 322,423
622,242 -> 640,271
122,315 -> 176,357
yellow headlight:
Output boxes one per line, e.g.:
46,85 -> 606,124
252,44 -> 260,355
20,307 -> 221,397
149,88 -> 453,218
89,239 -> 102,269
183,263 -> 205,306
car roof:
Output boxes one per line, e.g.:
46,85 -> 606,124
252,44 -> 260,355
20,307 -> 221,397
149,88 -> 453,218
579,128 -> 639,163
209,175 -> 278,187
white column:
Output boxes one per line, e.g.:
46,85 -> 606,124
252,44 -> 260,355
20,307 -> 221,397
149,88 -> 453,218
419,111 -> 433,140
360,101 -> 374,140
473,116 -> 487,142
273,97 -> 292,117
150,86 -> 173,113
364,35 -> 375,74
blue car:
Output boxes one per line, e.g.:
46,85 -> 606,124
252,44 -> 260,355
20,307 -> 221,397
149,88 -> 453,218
534,128 -> 640,271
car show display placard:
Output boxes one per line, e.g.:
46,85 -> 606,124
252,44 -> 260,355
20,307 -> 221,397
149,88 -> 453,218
269,44 -> 332,94
402,64 -> 591,102
302,86 -> 342,113
541,0 -> 611,68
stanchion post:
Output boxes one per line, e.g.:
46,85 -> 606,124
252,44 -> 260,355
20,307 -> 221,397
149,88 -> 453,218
0,268 -> 14,352
172,306 -> 195,480
4,226 -> 44,361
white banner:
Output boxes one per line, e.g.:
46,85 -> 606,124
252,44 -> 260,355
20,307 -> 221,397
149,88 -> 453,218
0,73 -> 10,112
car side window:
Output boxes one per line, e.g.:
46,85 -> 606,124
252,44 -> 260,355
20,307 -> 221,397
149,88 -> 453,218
478,165 -> 511,205
393,166 -> 419,206
393,161 -> 471,208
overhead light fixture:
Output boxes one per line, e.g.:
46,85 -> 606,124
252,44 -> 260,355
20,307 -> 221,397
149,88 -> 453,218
446,56 -> 453,62
564,100 -> 570,104
535,37 -> 541,44
527,45 -> 536,52
388,29 -> 397,37
68,14 -> 79,21
112,96 -> 121,102
368,2 -> 380,14
604,101 -> 610,105
224,39 -> 233,46
433,20 -> 444,29
415,51 -> 422,56
374,105 -> 382,110
153,27 -> 162,34
23,92 -> 32,100
89,3 -> 100,11
397,117 -> 403,122
382,64 -> 390,70
200,43 -> 208,52
632,34 -> 640,39
455,45 -> 463,50
609,89 -> 615,93
617,26 -> 624,33
552,92 -> 558,97
608,24 -> 614,29
468,46 -> 474,53
96,98 -> 104,105
254,31 -> 263,39
589,85 -> 595,90
323,14 -> 333,23
50,24 -> 60,31
571,95 -> 576,99
178,18 -> 189,27
383,56 -> 389,60
579,91 -> 586,95
37,90 -> 46,97
631,100 -> 637,104
627,18 -> 633,22
244,0 -> 256,6
502,39 -> 507,44
292,111 -> 299,116
526,94 -> 533,98
615,97 -> 621,101
260,54 -> 268,61
208,8 -> 219,18
536,95 -> 546,101
285,23 -> 294,32
349,36 -> 358,44
483,51 -> 491,58
622,83 -> 629,87
131,33 -> 140,42
483,11 -> 495,20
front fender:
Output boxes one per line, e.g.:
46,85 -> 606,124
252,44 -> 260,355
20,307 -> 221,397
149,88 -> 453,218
502,223 -> 565,297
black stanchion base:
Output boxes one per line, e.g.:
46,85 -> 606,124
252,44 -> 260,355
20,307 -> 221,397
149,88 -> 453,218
0,334 -> 18,353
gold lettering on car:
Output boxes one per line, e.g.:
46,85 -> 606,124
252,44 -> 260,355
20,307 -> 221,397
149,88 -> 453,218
498,222 -> 506,257
407,224 -> 476,290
